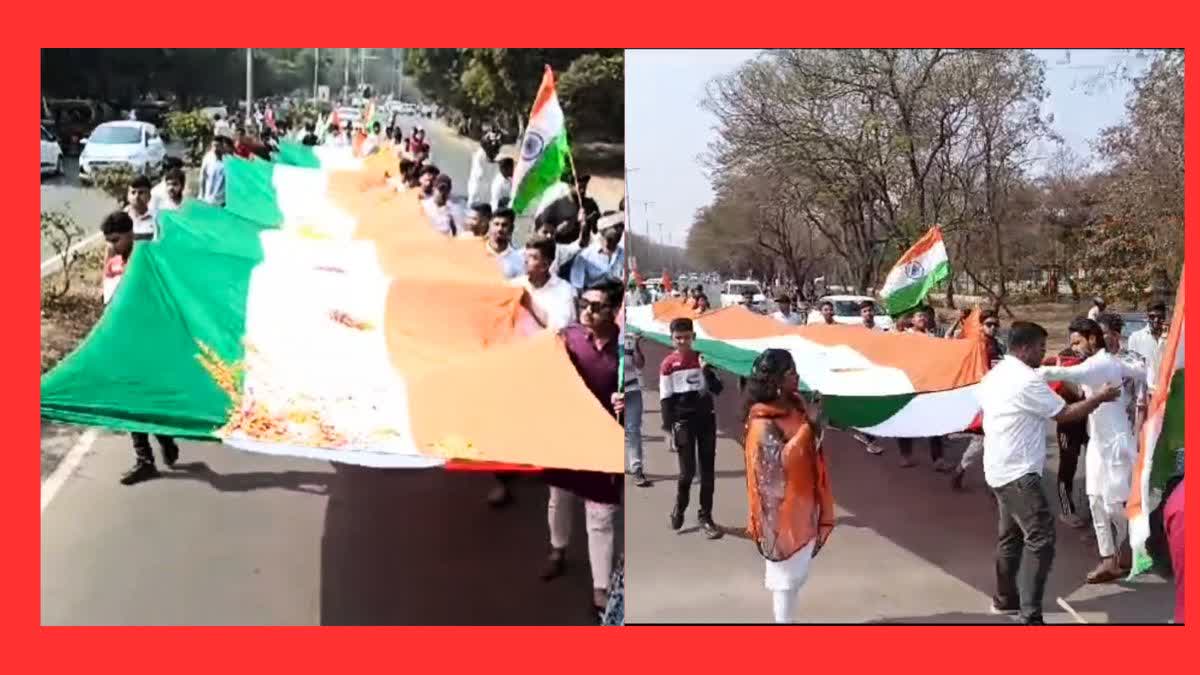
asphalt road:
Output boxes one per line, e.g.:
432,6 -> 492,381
40,123 -> 611,625
623,340 -> 1174,624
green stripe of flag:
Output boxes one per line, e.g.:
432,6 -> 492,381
883,259 -> 950,316
512,134 -> 569,215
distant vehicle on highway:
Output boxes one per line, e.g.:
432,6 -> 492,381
40,124 -> 64,176
720,279 -> 766,309
807,294 -> 895,330
78,121 -> 167,184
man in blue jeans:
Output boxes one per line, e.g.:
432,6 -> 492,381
977,321 -> 1119,623
624,331 -> 650,487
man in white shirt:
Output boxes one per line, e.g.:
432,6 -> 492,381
485,208 -> 525,279
466,135 -> 501,208
513,236 -> 576,331
815,300 -> 836,325
771,295 -> 805,326
624,328 -> 649,487
491,157 -> 514,211
125,174 -> 157,241
977,320 -> 1119,623
1038,316 -> 1146,584
460,203 -> 491,239
1087,297 -> 1106,321
213,113 -> 231,140
854,301 -> 886,456
1127,301 -> 1167,393
199,136 -> 228,206
421,174 -> 464,236
150,168 -> 186,226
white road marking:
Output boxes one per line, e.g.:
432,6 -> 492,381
41,428 -> 99,512
1056,596 -> 1089,624
41,232 -> 103,278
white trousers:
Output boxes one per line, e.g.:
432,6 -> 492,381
548,486 -> 617,590
1088,493 -> 1128,558
959,435 -> 984,470
765,540 -> 816,623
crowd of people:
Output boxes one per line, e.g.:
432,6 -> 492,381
93,99 -> 631,623
623,271 -> 1182,623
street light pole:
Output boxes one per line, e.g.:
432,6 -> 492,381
343,48 -> 351,101
396,48 -> 405,100
313,47 -> 320,102
245,48 -> 253,123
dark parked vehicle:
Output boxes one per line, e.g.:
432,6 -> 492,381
129,101 -> 173,141
43,98 -> 117,156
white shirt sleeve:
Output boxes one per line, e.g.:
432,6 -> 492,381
490,175 -> 507,211
1019,377 -> 1067,419
1038,356 -> 1104,386
466,148 -> 485,207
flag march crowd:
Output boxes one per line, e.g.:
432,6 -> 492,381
41,64 -> 628,625
625,224 -> 1183,624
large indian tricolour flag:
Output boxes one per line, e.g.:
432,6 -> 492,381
40,159 -> 620,473
880,226 -> 950,316
1127,273 -> 1185,576
511,66 -> 571,215
626,299 -> 989,437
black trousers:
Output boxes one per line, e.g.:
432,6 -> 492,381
672,414 -> 717,519
1056,427 -> 1087,516
992,473 -> 1056,623
898,436 -> 944,462
130,432 -> 177,466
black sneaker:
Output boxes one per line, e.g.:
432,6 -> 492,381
699,517 -> 724,540
160,439 -> 180,468
539,549 -> 567,581
633,470 -> 651,487
120,462 -> 159,486
669,509 -> 683,531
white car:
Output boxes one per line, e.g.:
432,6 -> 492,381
807,295 -> 895,330
40,125 -> 63,176
78,121 -> 166,184
720,280 -> 767,309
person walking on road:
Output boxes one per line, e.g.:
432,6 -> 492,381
771,295 -> 804,326
541,279 -> 625,618
100,210 -> 182,485
978,320 -> 1120,623
485,208 -> 524,279
624,331 -> 649,487
661,317 -> 725,539
1038,317 -> 1146,584
741,348 -> 835,623
125,174 -> 156,241
199,136 -> 229,206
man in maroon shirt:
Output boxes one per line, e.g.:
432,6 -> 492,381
541,278 -> 624,617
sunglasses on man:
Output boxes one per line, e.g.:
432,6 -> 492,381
577,299 -> 611,313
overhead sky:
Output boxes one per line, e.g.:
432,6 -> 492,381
625,48 -> 1151,246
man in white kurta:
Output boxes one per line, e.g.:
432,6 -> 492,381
1037,317 -> 1146,583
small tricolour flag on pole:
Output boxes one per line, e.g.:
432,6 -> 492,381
511,66 -> 570,215
1127,271 -> 1184,577
880,226 -> 950,316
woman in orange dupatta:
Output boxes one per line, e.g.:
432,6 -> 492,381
742,349 -> 835,623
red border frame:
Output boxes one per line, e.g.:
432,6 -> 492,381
13,3 -> 1200,669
